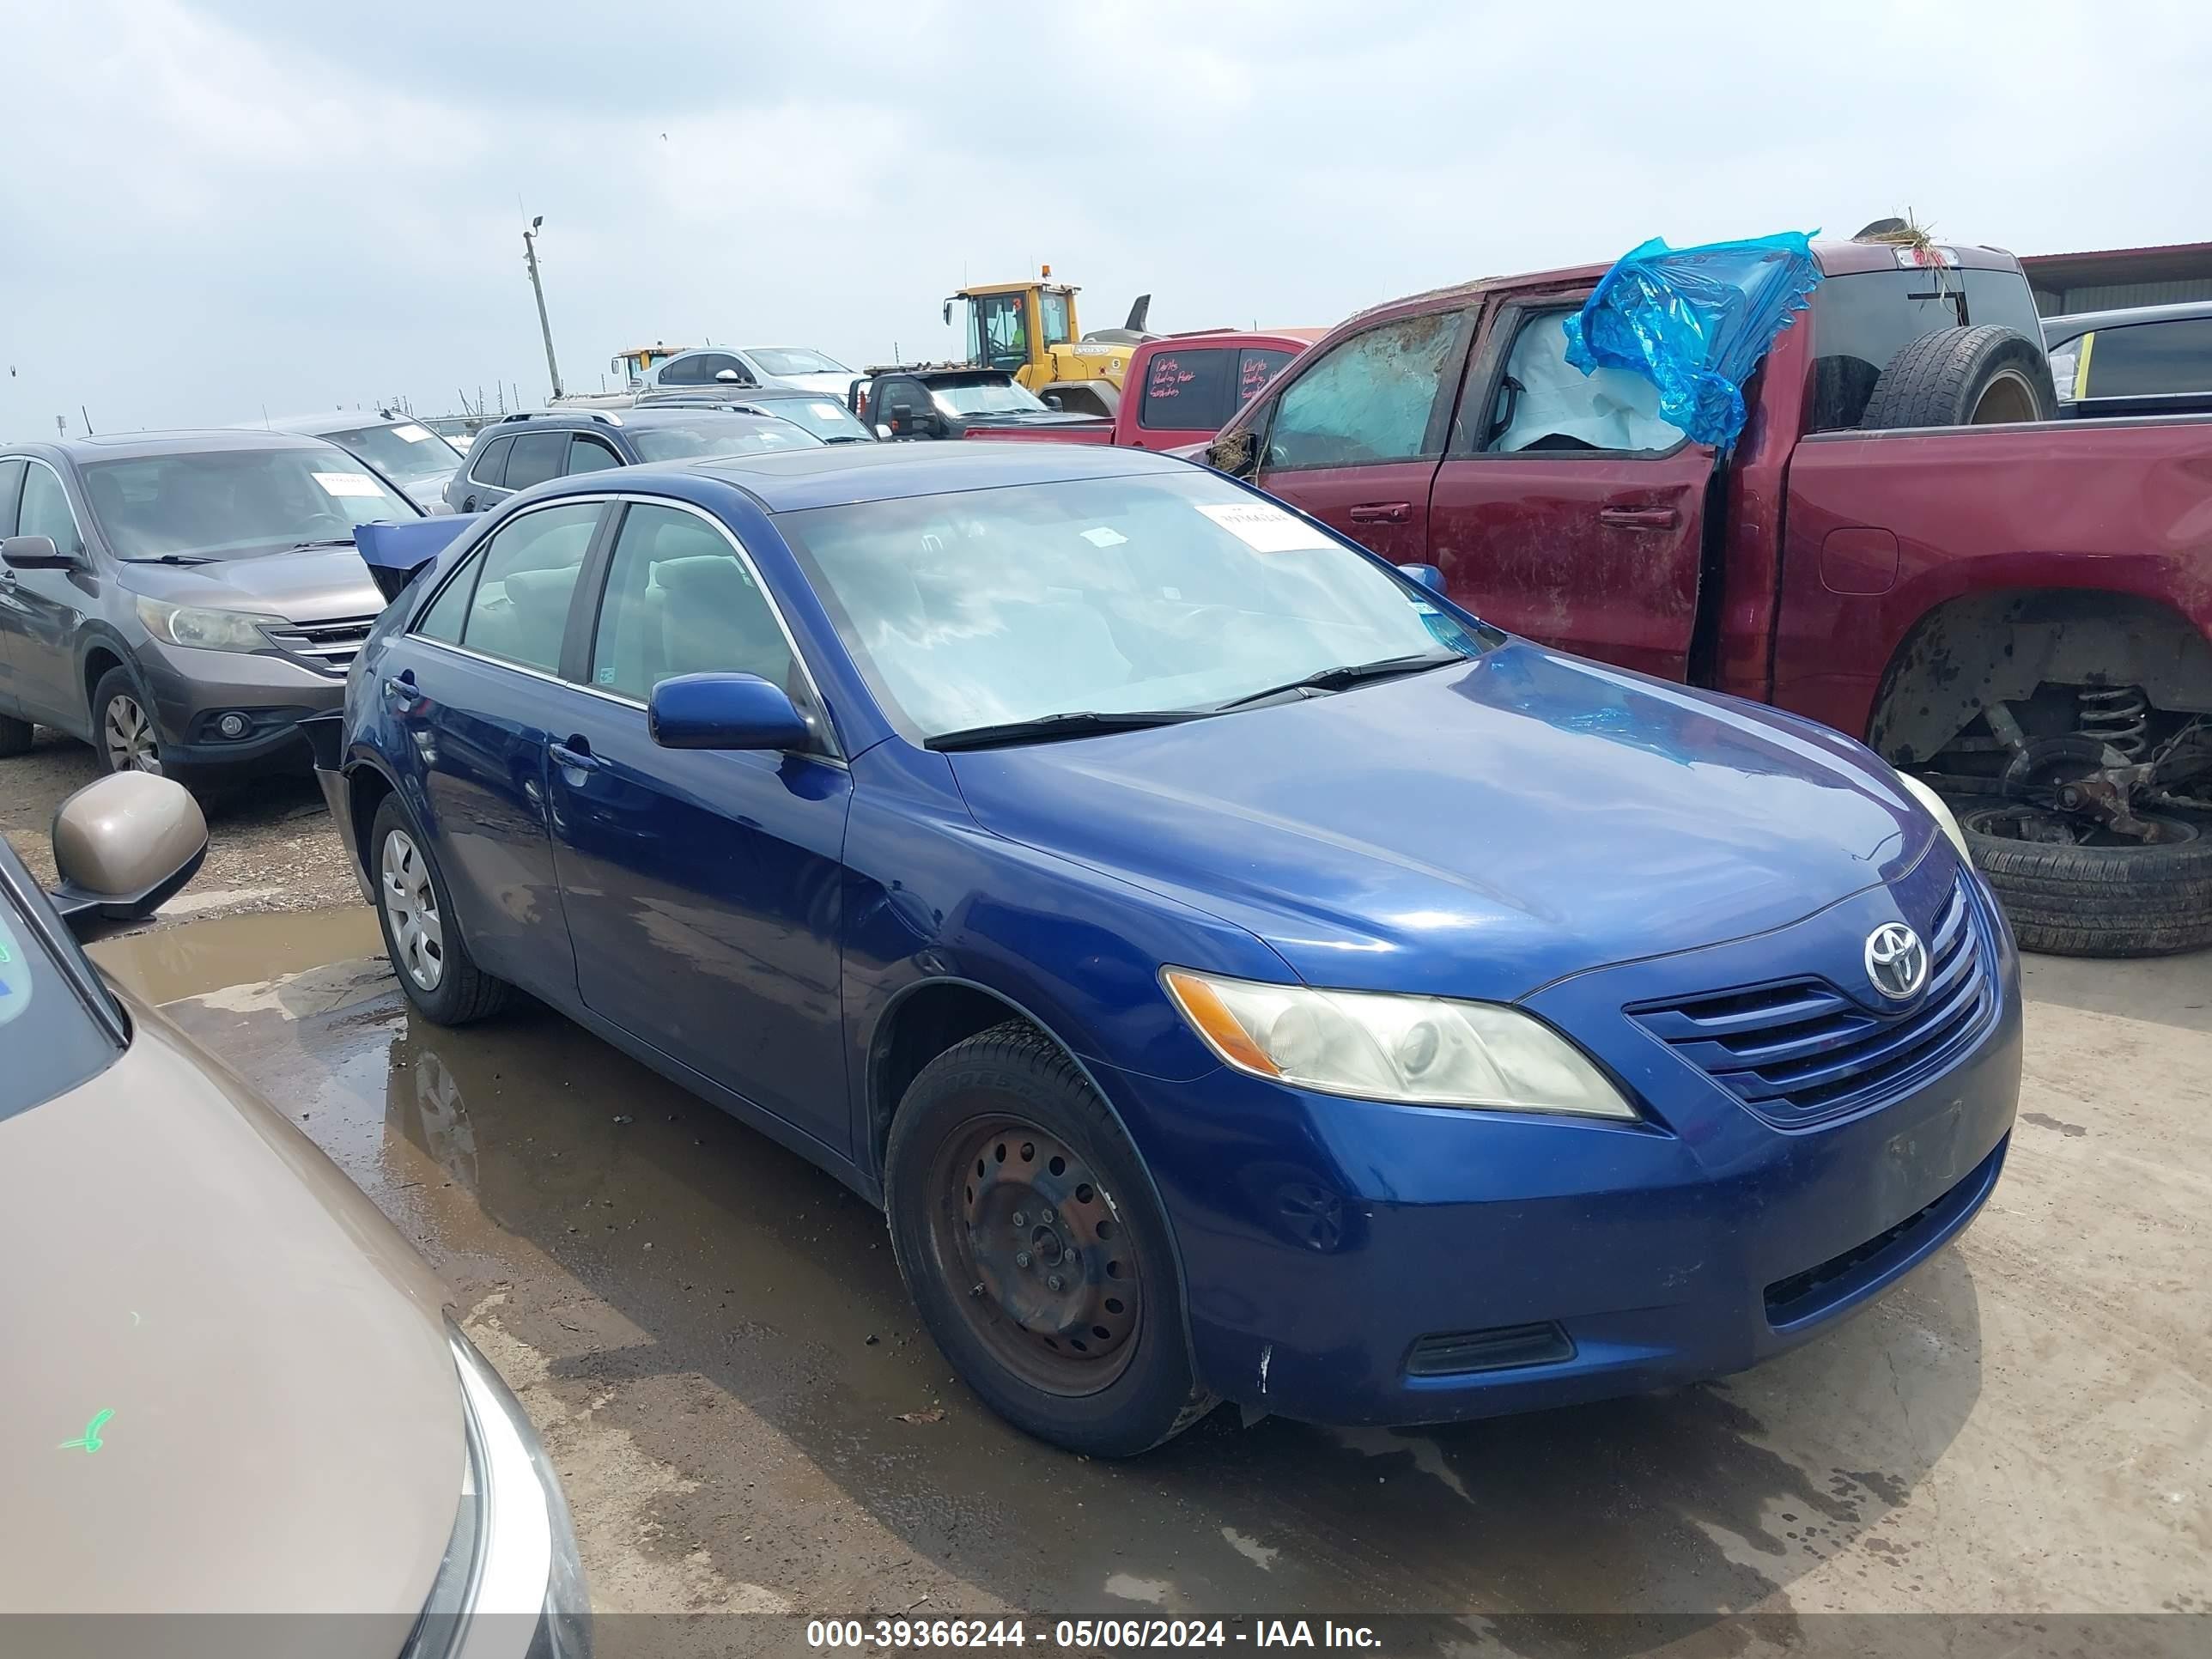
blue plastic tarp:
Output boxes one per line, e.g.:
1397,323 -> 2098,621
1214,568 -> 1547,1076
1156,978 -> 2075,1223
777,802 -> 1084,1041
1562,231 -> 1822,449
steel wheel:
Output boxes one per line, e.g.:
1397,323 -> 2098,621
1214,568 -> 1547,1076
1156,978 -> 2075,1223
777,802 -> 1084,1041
102,692 -> 161,775
1967,367 -> 2041,425
380,828 -> 446,992
931,1117 -> 1144,1395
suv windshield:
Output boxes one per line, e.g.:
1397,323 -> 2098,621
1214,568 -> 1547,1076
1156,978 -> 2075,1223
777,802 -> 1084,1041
325,421 -> 465,485
779,470 -> 1492,741
929,378 -> 1049,417
0,882 -> 118,1122
629,418 -> 826,462
749,349 -> 849,377
82,448 -> 419,562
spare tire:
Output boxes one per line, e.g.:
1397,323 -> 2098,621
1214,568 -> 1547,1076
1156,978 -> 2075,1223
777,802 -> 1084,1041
1859,325 -> 2057,429
1955,797 -> 2212,957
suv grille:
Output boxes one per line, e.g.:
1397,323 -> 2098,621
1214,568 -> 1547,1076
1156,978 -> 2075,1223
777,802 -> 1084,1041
263,616 -> 376,675
1629,878 -> 1991,1128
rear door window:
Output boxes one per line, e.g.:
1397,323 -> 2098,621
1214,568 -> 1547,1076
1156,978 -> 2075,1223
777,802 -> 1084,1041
2077,318 -> 2212,398
1139,349 -> 1233,430
453,501 -> 603,672
1237,347 -> 1297,408
1264,311 -> 1469,470
502,431 -> 568,492
1808,267 -> 2045,429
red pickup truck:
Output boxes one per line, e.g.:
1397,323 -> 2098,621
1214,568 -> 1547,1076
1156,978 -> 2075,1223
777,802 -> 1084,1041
964,331 -> 1318,451
1202,238 -> 2212,956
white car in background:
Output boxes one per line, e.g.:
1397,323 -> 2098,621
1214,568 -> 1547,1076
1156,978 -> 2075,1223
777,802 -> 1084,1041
646,346 -> 855,399
253,412 -> 468,514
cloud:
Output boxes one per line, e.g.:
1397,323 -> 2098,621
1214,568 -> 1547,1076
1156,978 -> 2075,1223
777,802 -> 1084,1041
3,0 -> 2207,434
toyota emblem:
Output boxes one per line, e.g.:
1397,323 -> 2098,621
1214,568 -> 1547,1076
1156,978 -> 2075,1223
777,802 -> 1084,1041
1865,922 -> 1929,1001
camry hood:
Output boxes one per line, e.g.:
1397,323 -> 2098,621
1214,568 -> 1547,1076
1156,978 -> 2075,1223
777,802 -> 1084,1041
0,996 -> 458,1642
949,643 -> 1931,999
119,544 -> 386,624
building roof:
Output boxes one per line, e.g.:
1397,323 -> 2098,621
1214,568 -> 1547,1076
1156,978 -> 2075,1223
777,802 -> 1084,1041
2019,242 -> 2212,289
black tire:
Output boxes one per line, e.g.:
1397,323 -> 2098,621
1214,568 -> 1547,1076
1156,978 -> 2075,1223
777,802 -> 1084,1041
0,712 -> 32,757
1859,325 -> 2056,430
368,793 -> 512,1024
91,664 -> 171,778
884,1019 -> 1215,1456
1959,799 -> 2212,957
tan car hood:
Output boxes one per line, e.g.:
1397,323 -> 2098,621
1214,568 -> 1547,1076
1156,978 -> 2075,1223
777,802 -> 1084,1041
0,990 -> 460,1641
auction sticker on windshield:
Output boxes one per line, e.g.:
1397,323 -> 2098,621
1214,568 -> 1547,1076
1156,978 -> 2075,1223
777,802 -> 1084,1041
1196,500 -> 1335,553
312,471 -> 385,497
391,423 -> 437,443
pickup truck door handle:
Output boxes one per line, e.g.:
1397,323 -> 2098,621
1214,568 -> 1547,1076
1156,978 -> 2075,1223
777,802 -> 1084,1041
1347,501 -> 1413,524
1597,505 -> 1680,531
548,738 -> 604,773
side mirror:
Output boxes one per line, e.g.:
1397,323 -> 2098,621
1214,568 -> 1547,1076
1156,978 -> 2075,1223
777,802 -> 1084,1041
942,299 -> 954,326
1204,428 -> 1259,478
1,534 -> 76,570
648,672 -> 811,752
47,773 -> 209,935
714,368 -> 744,384
1397,562 -> 1446,594
875,423 -> 895,440
1044,394 -> 1063,410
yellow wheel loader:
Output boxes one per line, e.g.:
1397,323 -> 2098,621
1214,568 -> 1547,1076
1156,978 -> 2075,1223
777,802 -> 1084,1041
942,267 -> 1153,416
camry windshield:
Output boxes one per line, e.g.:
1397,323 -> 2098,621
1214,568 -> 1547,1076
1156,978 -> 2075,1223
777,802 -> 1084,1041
929,379 -> 1049,417
82,449 -> 418,562
325,421 -> 465,484
780,471 -> 1492,742
749,348 -> 849,376
629,418 -> 825,462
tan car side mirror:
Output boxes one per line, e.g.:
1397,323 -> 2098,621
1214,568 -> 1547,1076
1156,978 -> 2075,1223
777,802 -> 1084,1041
49,773 -> 209,936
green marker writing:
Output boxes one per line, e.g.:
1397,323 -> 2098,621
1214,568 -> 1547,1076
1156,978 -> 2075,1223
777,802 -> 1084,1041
58,1409 -> 113,1454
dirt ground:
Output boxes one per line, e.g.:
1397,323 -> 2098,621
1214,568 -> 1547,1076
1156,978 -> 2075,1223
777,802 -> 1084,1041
18,735 -> 2210,1656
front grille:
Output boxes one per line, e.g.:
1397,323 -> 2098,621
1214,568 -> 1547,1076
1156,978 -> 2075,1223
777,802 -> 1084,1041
262,616 -> 376,675
1629,878 -> 1992,1128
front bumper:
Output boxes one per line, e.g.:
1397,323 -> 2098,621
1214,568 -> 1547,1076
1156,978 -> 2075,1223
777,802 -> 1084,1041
137,640 -> 345,770
1115,866 -> 2022,1427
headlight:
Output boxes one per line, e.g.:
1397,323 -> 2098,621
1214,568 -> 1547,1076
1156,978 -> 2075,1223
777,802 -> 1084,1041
1162,968 -> 1636,1119
408,1324 -> 589,1659
134,594 -> 284,652
1896,771 -> 1972,864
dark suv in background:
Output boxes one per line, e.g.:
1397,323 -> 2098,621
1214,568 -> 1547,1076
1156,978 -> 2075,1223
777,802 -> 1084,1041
0,431 -> 415,778
442,406 -> 823,513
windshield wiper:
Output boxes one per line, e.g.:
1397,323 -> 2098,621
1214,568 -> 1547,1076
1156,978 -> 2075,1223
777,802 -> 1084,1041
1214,650 -> 1465,712
288,538 -> 358,551
927,709 -> 1212,752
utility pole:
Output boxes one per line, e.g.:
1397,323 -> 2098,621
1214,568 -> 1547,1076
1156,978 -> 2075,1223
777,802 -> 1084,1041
522,215 -> 564,401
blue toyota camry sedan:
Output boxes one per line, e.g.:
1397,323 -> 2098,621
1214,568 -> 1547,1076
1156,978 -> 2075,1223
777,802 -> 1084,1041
317,443 -> 2021,1456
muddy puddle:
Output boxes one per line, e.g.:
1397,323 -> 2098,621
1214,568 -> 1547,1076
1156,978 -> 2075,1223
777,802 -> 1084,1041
105,913 -> 2021,1636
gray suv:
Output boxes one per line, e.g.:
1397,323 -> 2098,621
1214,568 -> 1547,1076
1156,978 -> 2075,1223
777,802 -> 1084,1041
0,431 -> 417,779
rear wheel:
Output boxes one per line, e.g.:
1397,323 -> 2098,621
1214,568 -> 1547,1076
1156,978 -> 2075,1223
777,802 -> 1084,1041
884,1020 -> 1213,1456
1959,798 -> 2212,957
368,794 -> 512,1024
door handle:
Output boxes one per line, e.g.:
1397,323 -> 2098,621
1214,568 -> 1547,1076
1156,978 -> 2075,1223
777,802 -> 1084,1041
1347,501 -> 1413,525
1597,505 -> 1680,531
548,738 -> 604,773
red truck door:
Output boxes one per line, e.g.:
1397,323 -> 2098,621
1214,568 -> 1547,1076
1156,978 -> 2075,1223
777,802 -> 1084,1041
1427,301 -> 1717,682
1248,309 -> 1474,563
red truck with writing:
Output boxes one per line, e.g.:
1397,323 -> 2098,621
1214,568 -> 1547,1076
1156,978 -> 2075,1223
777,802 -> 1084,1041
1201,237 -> 2212,955
963,330 -> 1320,451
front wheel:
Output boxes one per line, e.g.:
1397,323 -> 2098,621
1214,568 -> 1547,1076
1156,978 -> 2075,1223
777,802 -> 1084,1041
94,665 -> 164,776
369,794 -> 512,1024
884,1021 -> 1214,1456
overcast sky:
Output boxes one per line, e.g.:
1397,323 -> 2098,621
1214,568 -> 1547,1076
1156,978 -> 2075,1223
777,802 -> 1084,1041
3,0 -> 2204,436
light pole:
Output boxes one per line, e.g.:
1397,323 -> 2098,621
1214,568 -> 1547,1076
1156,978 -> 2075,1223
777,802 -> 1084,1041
522,215 -> 564,401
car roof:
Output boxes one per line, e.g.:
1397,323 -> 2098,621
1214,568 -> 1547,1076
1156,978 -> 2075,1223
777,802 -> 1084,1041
3,429 -> 338,463
697,437 -> 1182,512
2040,299 -> 2212,344
484,406 -> 800,434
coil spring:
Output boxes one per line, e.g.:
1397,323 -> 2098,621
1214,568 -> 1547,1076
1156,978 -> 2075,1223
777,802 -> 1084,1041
2077,684 -> 2148,759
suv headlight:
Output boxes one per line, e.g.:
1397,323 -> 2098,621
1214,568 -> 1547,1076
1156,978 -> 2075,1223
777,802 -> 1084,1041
408,1322 -> 589,1659
1896,771 -> 1972,864
134,594 -> 285,653
1163,968 -> 1635,1119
